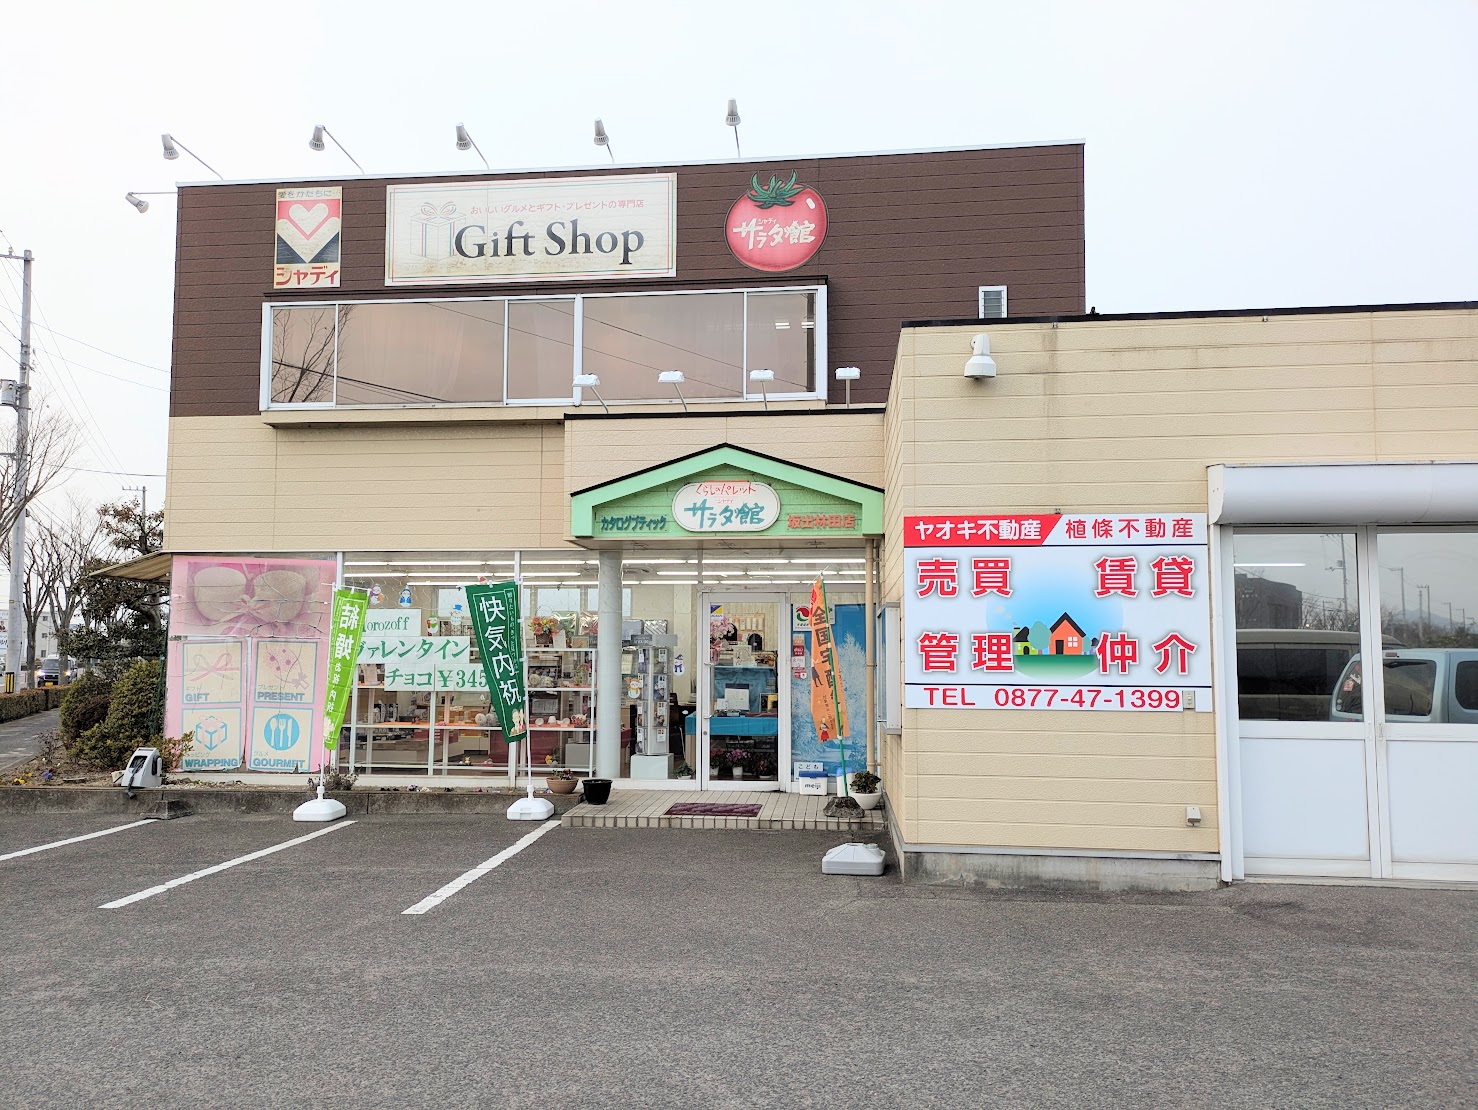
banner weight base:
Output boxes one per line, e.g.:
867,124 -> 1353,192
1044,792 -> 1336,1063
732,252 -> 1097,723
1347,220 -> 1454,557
822,842 -> 886,876
508,797 -> 556,821
293,797 -> 348,823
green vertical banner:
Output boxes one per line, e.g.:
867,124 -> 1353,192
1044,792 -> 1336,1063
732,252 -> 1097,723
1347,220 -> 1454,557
323,588 -> 370,751
466,581 -> 528,744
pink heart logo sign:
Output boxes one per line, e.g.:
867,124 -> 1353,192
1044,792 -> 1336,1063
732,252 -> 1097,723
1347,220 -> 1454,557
274,187 -> 342,289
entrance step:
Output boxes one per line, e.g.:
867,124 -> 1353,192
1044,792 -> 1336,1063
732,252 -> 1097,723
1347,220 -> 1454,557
562,789 -> 886,832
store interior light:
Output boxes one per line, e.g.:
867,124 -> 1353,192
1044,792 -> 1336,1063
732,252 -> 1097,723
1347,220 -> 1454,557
801,319 -> 815,329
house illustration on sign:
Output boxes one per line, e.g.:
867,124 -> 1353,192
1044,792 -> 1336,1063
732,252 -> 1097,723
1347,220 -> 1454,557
1013,627 -> 1038,656
1050,613 -> 1087,655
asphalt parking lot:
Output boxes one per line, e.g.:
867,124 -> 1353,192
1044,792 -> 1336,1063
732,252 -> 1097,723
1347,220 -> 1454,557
0,811 -> 1474,1109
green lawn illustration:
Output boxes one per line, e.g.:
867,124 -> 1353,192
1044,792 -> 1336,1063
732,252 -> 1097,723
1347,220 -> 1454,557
1015,654 -> 1098,679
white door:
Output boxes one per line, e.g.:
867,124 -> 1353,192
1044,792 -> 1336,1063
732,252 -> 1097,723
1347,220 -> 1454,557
698,593 -> 790,791
1231,527 -> 1478,881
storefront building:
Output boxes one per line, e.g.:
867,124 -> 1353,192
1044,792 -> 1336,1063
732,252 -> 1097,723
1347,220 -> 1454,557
146,141 -> 1478,888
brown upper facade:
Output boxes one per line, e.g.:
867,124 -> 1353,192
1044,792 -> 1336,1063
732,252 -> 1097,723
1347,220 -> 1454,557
171,142 -> 1085,417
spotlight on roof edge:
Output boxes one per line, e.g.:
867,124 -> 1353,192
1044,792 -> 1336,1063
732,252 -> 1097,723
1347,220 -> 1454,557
308,124 -> 365,174
658,370 -> 687,412
455,123 -> 489,171
158,133 -> 223,179
593,118 -> 614,162
725,98 -> 741,156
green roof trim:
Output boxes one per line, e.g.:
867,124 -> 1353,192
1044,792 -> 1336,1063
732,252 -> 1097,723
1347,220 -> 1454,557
571,444 -> 883,538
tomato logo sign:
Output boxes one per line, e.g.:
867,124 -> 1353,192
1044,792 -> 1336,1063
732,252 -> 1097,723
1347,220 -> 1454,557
725,172 -> 827,272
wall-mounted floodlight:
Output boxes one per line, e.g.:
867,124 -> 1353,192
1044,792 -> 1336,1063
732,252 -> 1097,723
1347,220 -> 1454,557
125,192 -> 150,213
834,365 -> 861,407
964,334 -> 997,379
159,133 -> 223,179
725,99 -> 741,157
749,367 -> 774,410
309,124 -> 365,174
658,370 -> 687,411
574,373 -> 608,414
455,123 -> 489,170
593,119 -> 614,162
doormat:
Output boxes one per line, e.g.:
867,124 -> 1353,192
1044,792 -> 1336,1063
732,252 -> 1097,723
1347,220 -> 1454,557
665,802 -> 763,818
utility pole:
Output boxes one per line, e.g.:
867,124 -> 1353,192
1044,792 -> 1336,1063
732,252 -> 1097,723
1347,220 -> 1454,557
1,249 -> 32,693
123,484 -> 147,550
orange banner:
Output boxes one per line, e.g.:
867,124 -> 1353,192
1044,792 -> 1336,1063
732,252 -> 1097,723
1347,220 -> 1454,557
808,577 -> 849,743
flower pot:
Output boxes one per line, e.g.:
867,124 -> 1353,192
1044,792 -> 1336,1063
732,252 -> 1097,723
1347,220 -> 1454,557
548,778 -> 578,795
852,791 -> 881,811
535,633 -> 553,647
582,778 -> 613,805
731,767 -> 745,780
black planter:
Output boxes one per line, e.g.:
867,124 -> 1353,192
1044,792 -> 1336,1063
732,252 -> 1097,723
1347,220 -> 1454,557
582,778 -> 613,805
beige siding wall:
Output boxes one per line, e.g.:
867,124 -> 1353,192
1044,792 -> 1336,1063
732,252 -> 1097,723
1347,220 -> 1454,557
564,413 -> 885,494
886,307 -> 1478,854
165,416 -> 573,552
165,410 -> 886,553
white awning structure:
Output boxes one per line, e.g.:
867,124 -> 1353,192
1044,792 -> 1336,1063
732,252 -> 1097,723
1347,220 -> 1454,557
1209,462 -> 1478,525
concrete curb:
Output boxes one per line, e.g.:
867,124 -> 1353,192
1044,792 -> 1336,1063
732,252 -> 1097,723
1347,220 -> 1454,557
0,785 -> 584,817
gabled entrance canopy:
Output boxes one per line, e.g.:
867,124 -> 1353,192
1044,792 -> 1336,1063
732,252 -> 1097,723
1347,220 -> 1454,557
570,444 -> 883,541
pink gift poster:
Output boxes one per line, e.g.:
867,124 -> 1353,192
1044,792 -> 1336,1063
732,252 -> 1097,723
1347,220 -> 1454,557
167,556 -> 336,772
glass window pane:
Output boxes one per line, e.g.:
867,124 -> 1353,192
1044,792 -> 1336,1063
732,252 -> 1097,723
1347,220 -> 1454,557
1455,661 -> 1478,712
1233,532 -> 1361,721
745,291 -> 816,394
270,306 -> 336,404
507,300 -> 576,400
583,293 -> 743,401
336,301 -> 505,405
1374,531 -> 1478,722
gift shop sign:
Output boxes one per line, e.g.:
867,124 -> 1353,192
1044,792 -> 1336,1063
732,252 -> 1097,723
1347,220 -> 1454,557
903,513 -> 1212,712
673,480 -> 780,532
385,174 -> 676,286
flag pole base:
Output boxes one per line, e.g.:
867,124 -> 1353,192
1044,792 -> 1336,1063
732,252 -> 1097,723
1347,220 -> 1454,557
293,797 -> 348,823
508,796 -> 555,821
822,842 -> 886,876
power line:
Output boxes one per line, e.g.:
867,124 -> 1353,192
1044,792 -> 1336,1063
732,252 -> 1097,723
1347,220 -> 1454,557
59,464 -> 165,477
0,305 -> 168,374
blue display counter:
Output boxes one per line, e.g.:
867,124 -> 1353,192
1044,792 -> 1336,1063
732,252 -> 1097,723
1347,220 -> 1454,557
685,715 -> 779,737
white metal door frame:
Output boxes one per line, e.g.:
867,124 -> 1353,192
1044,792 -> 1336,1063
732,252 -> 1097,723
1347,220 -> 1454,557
698,592 -> 789,792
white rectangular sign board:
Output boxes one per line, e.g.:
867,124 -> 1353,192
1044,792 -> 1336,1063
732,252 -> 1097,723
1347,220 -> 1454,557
903,513 -> 1212,711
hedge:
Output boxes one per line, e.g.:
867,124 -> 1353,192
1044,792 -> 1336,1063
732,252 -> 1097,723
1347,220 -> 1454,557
0,685 -> 66,723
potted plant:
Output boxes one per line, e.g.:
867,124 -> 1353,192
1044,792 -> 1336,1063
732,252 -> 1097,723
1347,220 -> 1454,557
710,749 -> 731,778
850,770 -> 882,811
529,616 -> 561,647
753,755 -> 776,780
729,749 -> 748,780
547,768 -> 580,795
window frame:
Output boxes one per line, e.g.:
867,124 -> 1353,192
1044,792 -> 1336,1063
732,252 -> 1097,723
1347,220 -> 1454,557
261,284 -> 828,412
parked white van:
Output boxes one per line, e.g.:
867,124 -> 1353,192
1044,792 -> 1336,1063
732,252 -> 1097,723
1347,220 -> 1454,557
1330,649 -> 1478,724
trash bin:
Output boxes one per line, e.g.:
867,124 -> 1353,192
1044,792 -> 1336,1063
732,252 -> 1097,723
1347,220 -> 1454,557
582,778 -> 613,805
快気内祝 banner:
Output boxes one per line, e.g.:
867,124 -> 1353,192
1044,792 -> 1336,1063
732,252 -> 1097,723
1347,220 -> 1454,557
322,589 -> 370,751
465,582 -> 528,744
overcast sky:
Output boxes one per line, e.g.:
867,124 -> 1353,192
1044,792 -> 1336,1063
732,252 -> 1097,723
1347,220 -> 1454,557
0,0 -> 1474,546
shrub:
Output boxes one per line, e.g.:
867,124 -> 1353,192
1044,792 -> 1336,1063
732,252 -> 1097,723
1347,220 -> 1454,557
850,770 -> 881,794
0,688 -> 60,723
61,672 -> 114,740
68,659 -> 161,770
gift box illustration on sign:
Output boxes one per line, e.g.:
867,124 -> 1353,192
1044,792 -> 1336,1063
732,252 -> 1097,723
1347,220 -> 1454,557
411,201 -> 472,260
196,715 -> 231,751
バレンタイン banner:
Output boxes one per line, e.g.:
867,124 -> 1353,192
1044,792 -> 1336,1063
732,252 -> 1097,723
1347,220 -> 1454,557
322,589 -> 369,751
903,512 -> 1212,711
466,582 -> 528,744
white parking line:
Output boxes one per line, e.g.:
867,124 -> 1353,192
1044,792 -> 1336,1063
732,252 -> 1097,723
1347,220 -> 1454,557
100,820 -> 356,909
403,820 -> 560,915
0,819 -> 155,863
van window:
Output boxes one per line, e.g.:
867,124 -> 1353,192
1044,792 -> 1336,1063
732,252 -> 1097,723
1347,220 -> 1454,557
1456,662 -> 1478,712
1237,644 -> 1355,721
1382,659 -> 1436,718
